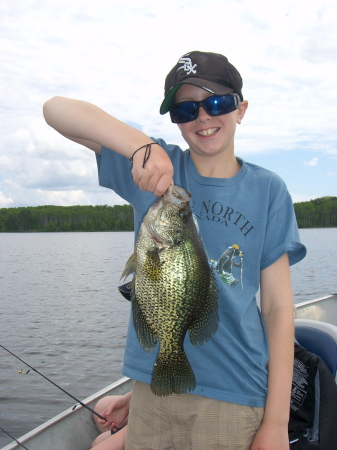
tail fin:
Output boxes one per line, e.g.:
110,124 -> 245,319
151,350 -> 196,396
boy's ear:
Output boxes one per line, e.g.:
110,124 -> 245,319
236,100 -> 248,124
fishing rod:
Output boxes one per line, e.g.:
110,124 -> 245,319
0,426 -> 30,450
0,345 -> 107,422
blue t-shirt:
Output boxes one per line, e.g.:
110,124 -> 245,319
96,138 -> 306,407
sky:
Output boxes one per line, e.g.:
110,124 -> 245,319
1,0 -> 336,208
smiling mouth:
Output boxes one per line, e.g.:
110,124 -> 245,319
196,127 -> 219,137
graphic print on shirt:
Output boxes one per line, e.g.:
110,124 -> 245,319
192,212 -> 245,289
190,198 -> 252,290
210,245 -> 244,289
190,198 -> 254,237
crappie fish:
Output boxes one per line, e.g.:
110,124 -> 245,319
121,185 -> 219,396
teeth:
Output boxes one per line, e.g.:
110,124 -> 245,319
197,128 -> 219,136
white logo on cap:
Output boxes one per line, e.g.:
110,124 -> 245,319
177,57 -> 197,75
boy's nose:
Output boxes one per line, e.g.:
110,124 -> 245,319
197,106 -> 211,121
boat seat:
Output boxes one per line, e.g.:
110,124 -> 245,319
295,319 -> 337,378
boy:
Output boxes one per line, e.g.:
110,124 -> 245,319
43,51 -> 306,449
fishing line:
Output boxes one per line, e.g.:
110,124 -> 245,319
0,426 -> 30,450
0,345 -> 107,422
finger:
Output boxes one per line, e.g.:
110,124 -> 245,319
131,162 -> 173,195
104,421 -> 116,430
143,172 -> 162,194
153,176 -> 174,197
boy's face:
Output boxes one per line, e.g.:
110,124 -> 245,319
174,84 -> 248,163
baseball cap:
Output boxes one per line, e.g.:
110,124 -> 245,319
160,51 -> 243,115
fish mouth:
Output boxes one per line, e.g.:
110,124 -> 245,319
164,185 -> 191,205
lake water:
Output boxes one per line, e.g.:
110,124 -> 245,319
0,229 -> 336,447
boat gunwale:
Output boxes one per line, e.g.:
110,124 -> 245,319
295,293 -> 337,309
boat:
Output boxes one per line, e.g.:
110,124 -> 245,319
2,294 -> 337,450
1,377 -> 135,450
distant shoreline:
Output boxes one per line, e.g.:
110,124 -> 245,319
0,196 -> 336,231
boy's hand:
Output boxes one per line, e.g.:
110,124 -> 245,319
250,422 -> 289,450
131,145 -> 174,197
97,395 -> 130,431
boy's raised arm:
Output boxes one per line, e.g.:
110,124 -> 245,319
43,96 -> 152,155
43,96 -> 173,196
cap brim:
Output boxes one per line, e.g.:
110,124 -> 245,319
160,79 -> 233,115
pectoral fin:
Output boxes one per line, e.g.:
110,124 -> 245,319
121,252 -> 137,280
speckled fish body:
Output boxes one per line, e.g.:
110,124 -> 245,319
122,186 -> 218,396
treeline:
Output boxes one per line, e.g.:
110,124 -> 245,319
293,196 -> 337,228
0,204 -> 134,232
0,197 -> 336,232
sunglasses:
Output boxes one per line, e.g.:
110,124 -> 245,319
169,93 -> 241,124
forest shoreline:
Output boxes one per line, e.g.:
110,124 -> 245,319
1,196 -> 336,232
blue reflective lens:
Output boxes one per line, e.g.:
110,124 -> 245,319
169,94 -> 240,124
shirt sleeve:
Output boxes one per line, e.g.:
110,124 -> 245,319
260,178 -> 306,270
95,145 -> 159,237
95,146 -> 139,204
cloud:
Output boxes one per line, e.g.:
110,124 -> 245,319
0,191 -> 13,207
304,157 -> 318,166
1,0 -> 336,207
328,170 -> 337,179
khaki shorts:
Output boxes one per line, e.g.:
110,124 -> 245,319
126,381 -> 264,450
